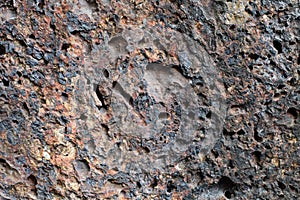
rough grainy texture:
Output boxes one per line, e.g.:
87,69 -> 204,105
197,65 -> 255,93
0,0 -> 299,199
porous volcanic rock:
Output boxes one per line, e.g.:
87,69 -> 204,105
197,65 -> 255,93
0,0 -> 299,199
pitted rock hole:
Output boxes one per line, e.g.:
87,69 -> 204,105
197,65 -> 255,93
74,159 -> 90,180
76,26 -> 226,171
110,63 -> 198,141
108,36 -> 128,53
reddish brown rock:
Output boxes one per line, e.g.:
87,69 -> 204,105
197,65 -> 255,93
0,0 -> 299,199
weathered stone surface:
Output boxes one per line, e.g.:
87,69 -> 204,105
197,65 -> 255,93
0,0 -> 299,199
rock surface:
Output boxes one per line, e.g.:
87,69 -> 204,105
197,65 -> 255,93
0,0 -> 299,199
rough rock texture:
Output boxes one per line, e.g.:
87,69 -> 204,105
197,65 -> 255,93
0,0 -> 299,199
